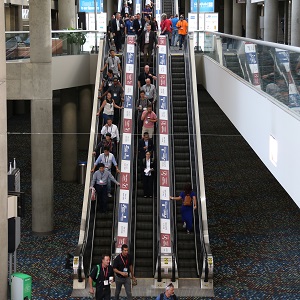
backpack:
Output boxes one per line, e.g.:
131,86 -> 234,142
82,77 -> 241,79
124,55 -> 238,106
92,265 -> 100,287
183,194 -> 192,206
160,293 -> 178,300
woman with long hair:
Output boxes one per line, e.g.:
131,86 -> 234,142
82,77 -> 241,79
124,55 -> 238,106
170,183 -> 197,234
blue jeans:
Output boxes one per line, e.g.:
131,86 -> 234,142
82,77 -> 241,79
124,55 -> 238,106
115,276 -> 132,300
179,34 -> 186,49
94,184 -> 108,212
172,29 -> 178,46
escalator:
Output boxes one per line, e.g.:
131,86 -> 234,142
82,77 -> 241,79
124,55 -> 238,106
162,0 -> 173,17
133,56 -> 156,278
224,51 -> 245,79
171,54 -> 198,278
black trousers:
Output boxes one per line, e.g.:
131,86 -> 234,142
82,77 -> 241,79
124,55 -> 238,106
143,174 -> 153,197
94,184 -> 108,212
96,286 -> 111,300
114,31 -> 122,52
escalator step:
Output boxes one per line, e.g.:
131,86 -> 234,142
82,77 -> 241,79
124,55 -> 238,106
134,258 -> 153,268
95,228 -> 112,236
173,119 -> 190,127
135,222 -> 153,230
136,213 -> 153,222
172,78 -> 185,84
136,205 -> 153,213
93,245 -> 111,255
136,230 -> 153,239
174,153 -> 190,160
173,112 -> 188,120
135,239 -> 153,248
173,95 -> 188,102
95,220 -> 112,228
172,89 -> 186,95
172,73 -> 185,78
135,249 -> 154,258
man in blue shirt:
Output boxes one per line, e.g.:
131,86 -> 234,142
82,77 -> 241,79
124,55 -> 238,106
90,163 -> 120,212
92,147 -> 120,197
125,15 -> 135,36
171,14 -> 179,46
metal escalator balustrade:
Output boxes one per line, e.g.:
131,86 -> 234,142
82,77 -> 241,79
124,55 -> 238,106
170,54 -> 198,278
112,35 -> 137,256
154,35 -> 177,285
133,53 -> 157,278
72,37 -> 107,290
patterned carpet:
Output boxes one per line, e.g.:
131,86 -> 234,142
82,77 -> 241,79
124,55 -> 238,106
7,84 -> 300,299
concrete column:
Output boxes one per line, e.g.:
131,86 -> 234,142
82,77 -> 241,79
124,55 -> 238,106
224,0 -> 233,34
232,0 -> 242,36
106,0 -> 113,23
17,5 -> 23,30
0,2 -> 8,298
246,0 -> 257,39
30,0 -> 53,234
264,0 -> 278,42
58,0 -> 76,29
78,86 -> 92,150
291,0 -> 300,46
61,89 -> 78,182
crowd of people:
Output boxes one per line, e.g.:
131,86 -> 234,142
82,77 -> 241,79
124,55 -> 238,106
88,4 -> 196,300
89,244 -> 178,300
107,2 -> 188,54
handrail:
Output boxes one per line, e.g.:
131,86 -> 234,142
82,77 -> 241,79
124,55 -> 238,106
189,34 -> 213,283
201,31 -> 300,54
5,30 -> 101,34
73,36 -> 105,283
183,36 -> 202,278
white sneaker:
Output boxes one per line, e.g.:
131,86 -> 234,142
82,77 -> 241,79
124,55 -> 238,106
187,230 -> 190,234
108,193 -> 112,197
183,222 -> 186,229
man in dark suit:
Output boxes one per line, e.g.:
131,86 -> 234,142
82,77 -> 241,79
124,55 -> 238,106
138,131 -> 154,186
132,13 -> 146,38
137,24 -> 157,65
111,13 -> 125,53
138,131 -> 154,160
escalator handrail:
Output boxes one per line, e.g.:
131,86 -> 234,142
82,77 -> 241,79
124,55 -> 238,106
187,34 -> 213,280
183,35 -> 204,277
132,38 -> 140,274
73,35 -> 106,278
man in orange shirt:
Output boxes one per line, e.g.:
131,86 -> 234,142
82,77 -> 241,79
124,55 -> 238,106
176,15 -> 188,50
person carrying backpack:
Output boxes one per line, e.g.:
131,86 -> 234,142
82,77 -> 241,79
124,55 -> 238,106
156,282 -> 178,300
89,254 -> 114,300
170,183 -> 197,234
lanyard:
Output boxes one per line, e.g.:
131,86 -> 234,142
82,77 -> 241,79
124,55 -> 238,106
120,255 -> 128,267
104,155 -> 109,164
102,266 -> 108,279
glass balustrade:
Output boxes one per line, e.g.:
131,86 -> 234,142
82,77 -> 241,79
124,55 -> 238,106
5,30 -> 104,60
195,31 -> 300,115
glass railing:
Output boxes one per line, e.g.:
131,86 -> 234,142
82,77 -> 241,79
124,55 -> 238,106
5,30 -> 104,60
196,31 -> 300,115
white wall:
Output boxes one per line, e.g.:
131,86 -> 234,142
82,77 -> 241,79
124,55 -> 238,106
200,56 -> 300,208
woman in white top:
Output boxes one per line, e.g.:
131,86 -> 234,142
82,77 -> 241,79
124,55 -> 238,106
97,92 -> 123,124
142,151 -> 155,198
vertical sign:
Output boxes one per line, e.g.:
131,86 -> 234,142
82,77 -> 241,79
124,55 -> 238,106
244,43 -> 261,89
116,36 -> 136,253
275,48 -> 300,111
158,35 -> 171,254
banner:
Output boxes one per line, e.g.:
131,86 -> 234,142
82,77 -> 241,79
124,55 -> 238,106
79,0 -> 102,13
191,0 -> 214,13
